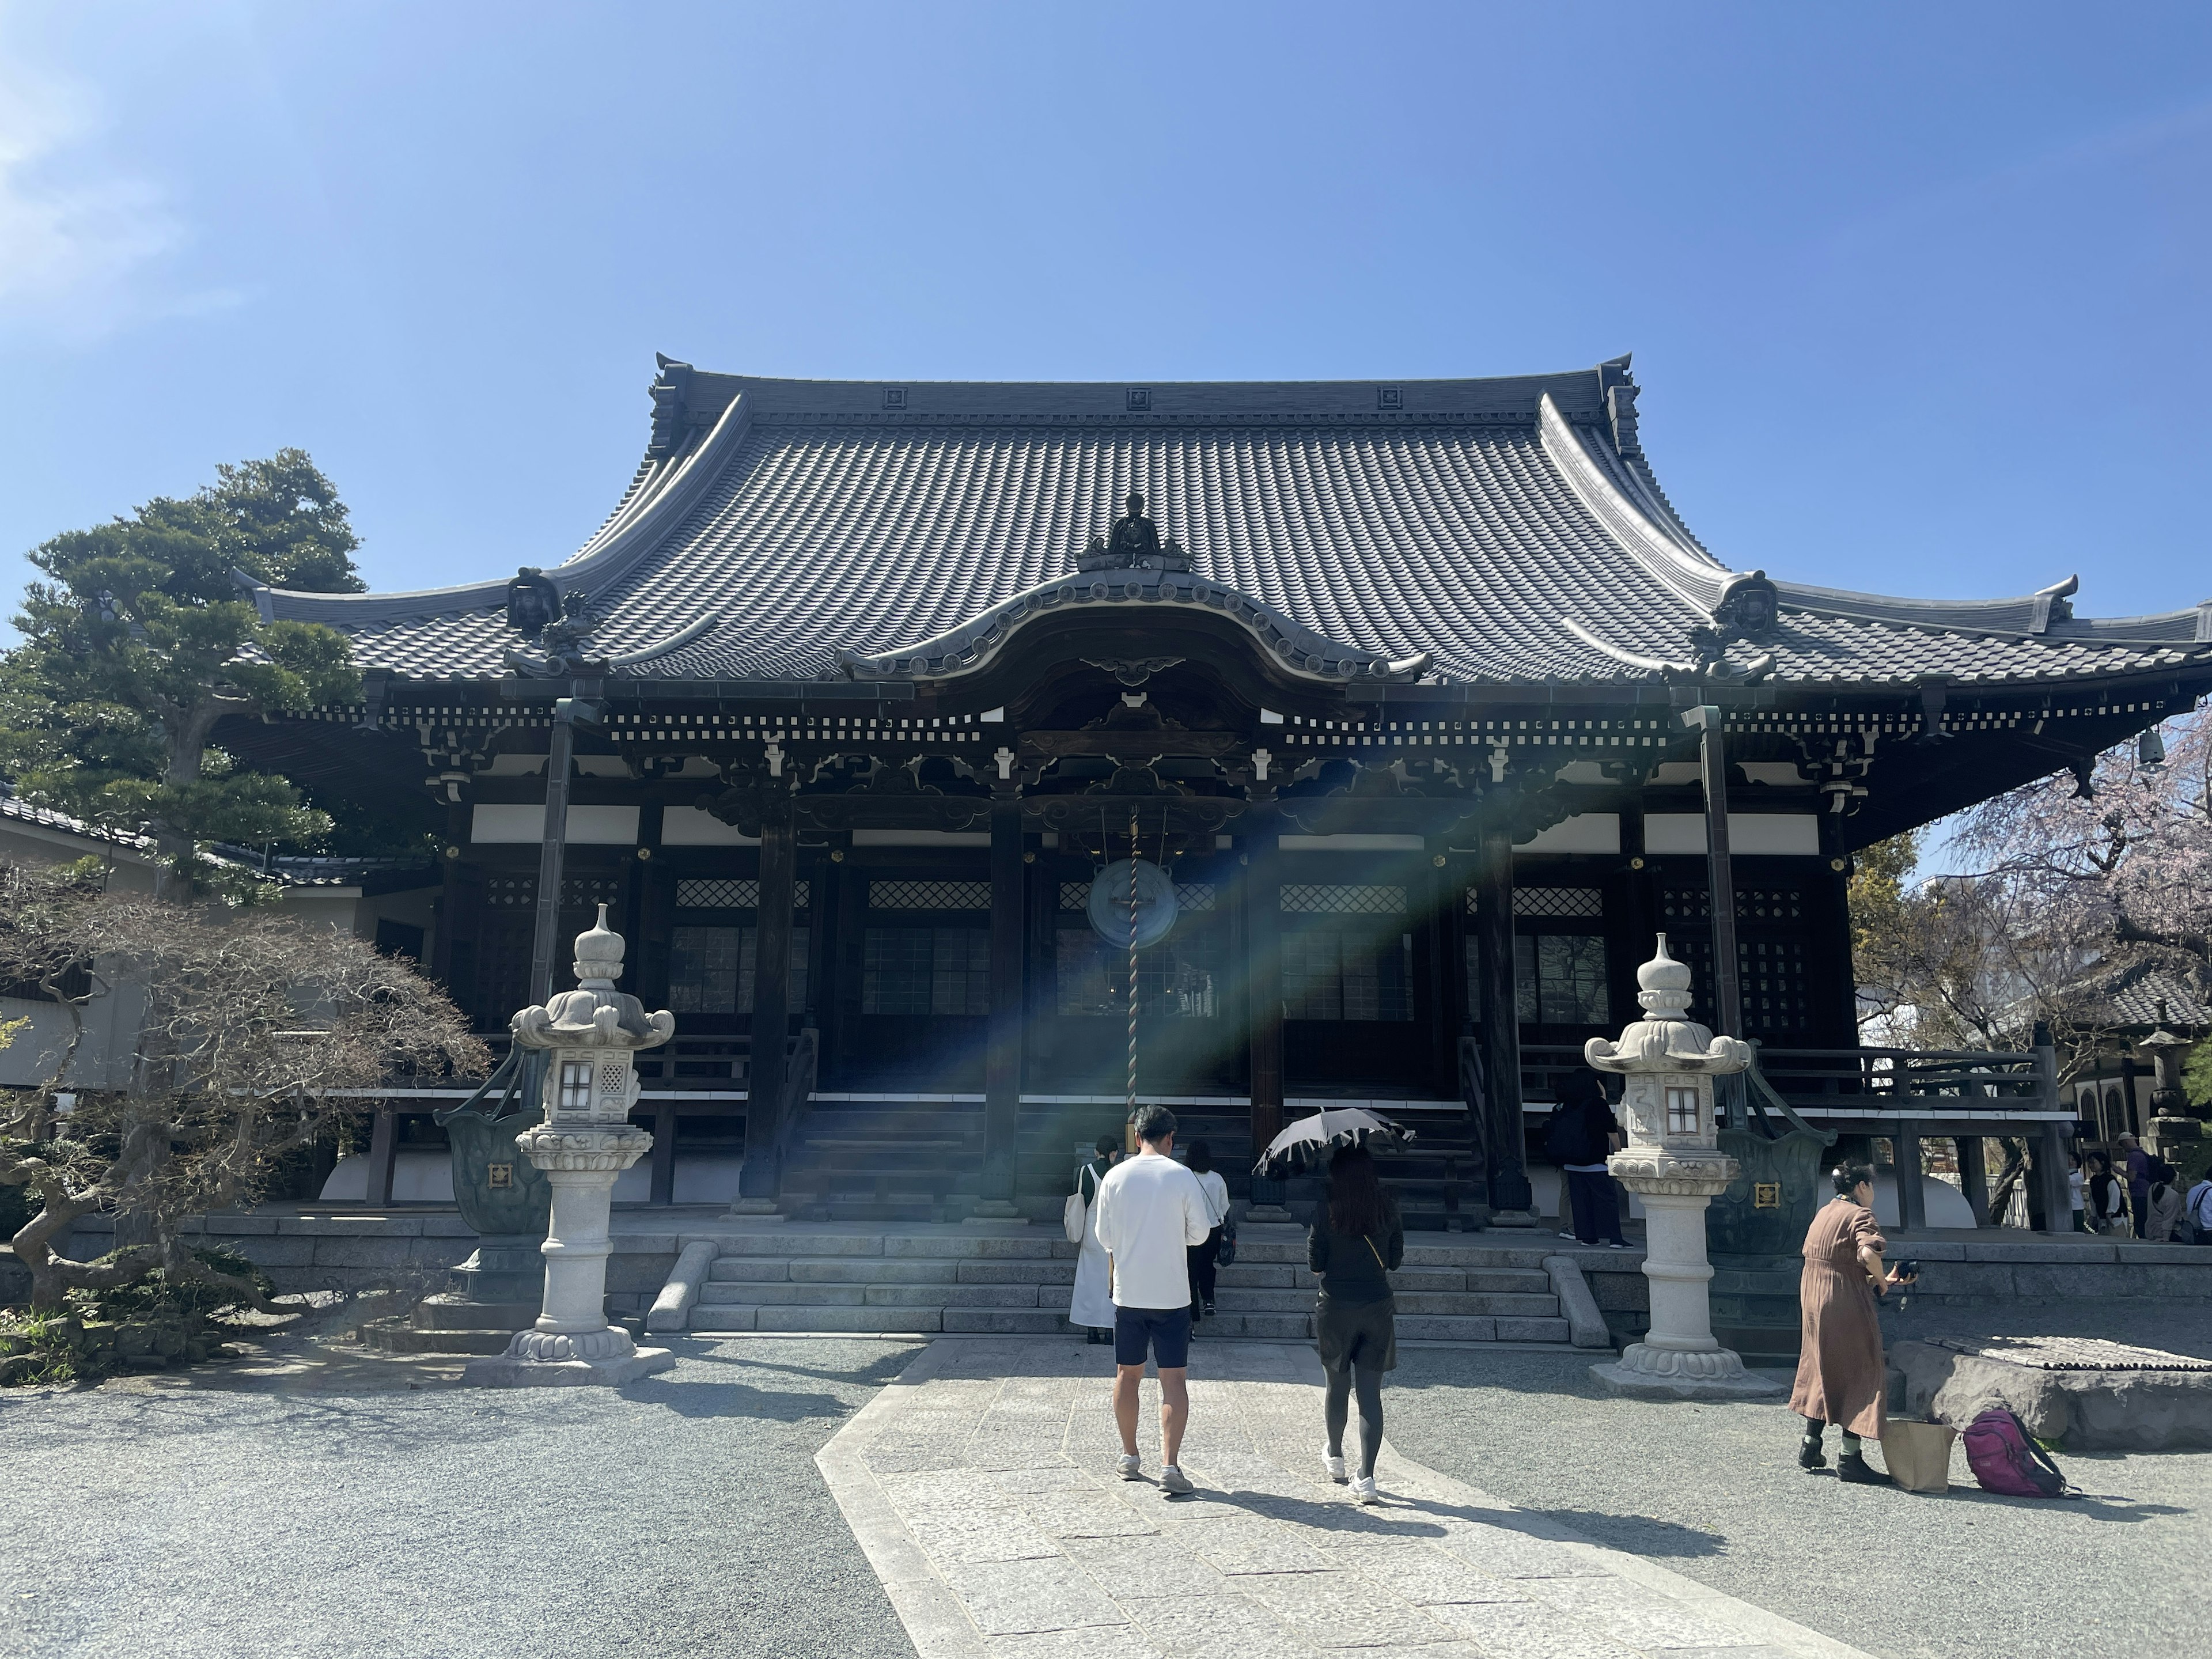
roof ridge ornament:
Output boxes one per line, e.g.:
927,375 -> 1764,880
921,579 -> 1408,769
1080,493 -> 1192,574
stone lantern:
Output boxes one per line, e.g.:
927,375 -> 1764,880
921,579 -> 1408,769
2139,1001 -> 2202,1166
466,907 -> 678,1387
1584,935 -> 1779,1400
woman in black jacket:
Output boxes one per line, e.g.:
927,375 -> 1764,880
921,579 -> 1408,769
1308,1144 -> 1404,1505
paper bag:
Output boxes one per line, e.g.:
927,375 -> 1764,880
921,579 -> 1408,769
1881,1418 -> 1957,1494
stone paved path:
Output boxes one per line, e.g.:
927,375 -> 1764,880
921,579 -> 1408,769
817,1339 -> 1869,1659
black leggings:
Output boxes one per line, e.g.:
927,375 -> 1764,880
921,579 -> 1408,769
1324,1364 -> 1385,1479
1189,1229 -> 1221,1312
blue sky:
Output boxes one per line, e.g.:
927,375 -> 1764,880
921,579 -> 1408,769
2,3 -> 2207,623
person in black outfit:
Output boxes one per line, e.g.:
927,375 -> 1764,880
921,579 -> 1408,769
1184,1140 -> 1228,1325
1547,1070 -> 1627,1248
1308,1144 -> 1404,1505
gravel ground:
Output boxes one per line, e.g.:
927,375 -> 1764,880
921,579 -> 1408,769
1384,1299 -> 2212,1659
0,1337 -> 929,1659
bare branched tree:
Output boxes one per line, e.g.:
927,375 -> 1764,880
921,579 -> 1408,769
0,861 -> 486,1312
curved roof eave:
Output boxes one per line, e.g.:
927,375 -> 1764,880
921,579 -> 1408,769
834,571 -> 1433,686
1543,395 -> 2209,646
244,390 -> 755,629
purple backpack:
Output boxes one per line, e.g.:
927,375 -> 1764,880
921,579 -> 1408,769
1961,1407 -> 2070,1498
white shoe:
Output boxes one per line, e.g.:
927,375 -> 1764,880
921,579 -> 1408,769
1350,1475 -> 1380,1505
1117,1454 -> 1142,1481
1322,1446 -> 1347,1483
1558,1230 -> 1577,1240
1160,1465 -> 1195,1495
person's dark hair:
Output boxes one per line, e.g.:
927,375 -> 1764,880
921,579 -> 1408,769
2084,1152 -> 2108,1174
1132,1104 -> 1177,1145
1187,1139 -> 1212,1175
1327,1143 -> 1395,1237
1831,1161 -> 1874,1197
1555,1069 -> 1605,1108
1094,1133 -> 1120,1158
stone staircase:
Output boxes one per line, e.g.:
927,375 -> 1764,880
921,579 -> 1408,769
685,1225 -> 1575,1343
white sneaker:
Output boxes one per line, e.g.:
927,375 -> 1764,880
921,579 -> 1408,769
1116,1454 -> 1142,1481
1322,1446 -> 1348,1483
1558,1230 -> 1577,1240
1350,1475 -> 1380,1505
1160,1465 -> 1195,1495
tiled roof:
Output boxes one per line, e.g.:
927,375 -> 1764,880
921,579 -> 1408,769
0,793 -> 156,854
254,364 -> 2212,691
0,794 -> 427,890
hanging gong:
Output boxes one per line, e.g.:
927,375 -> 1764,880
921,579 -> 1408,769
1088,859 -> 1179,948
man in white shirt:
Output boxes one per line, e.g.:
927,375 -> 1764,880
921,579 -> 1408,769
1092,1104 -> 1213,1494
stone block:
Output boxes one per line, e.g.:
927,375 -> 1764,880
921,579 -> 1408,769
797,1257 -> 961,1284
405,1239 -> 477,1268
752,1305 -> 942,1332
1885,1239 -> 1967,1260
1383,1267 -> 1467,1291
607,1230 -> 680,1255
1582,1271 -> 1650,1312
1890,1339 -> 2212,1450
198,1214 -> 281,1236
310,1237 -> 414,1269
464,1346 -> 676,1387
1916,1262 -> 2016,1301
941,1309 -> 1068,1334
2127,1265 -> 2212,1297
1395,1315 -> 1497,1341
605,1254 -> 677,1294
708,1257 -> 790,1282
228,1236 -> 318,1268
2010,1264 -> 2136,1301
1961,1238 -> 2111,1263
688,1304 -> 757,1332
957,1260 -> 1075,1285
1495,1316 -> 1573,1343
887,1234 -> 1055,1259
422,1214 -> 478,1237
2115,1241 -> 2212,1264
719,1232 -> 880,1256
704,1282 -> 865,1306
282,1215 -> 425,1237
870,1283 -> 1039,1308
1395,1292 -> 1560,1316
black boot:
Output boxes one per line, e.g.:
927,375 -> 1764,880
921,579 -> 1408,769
1836,1449 -> 1885,1486
1797,1431 -> 1827,1471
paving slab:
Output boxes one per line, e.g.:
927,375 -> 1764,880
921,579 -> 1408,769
813,1338 -> 1873,1659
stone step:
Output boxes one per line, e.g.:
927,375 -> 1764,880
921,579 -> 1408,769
754,1306 -> 945,1334
1210,1288 -> 1559,1316
408,1296 -> 539,1332
697,1281 -> 1046,1309
1210,1264 -> 1553,1295
360,1320 -> 518,1355
707,1257 -> 967,1285
1226,1240 -> 1557,1270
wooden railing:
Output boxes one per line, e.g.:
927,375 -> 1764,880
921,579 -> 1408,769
1520,1041 -> 2061,1118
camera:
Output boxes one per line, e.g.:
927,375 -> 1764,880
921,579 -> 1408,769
1894,1259 -> 1922,1281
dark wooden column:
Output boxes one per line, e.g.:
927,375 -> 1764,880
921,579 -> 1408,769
975,794 -> 1027,1216
736,805 -> 796,1206
363,1105 -> 398,1207
1683,705 -> 1744,1040
1894,1120 -> 1927,1232
1955,1135 -> 1990,1226
1477,829 -> 1532,1214
1245,809 -> 1287,1215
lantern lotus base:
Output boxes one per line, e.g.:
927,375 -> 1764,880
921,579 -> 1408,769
464,1324 -> 675,1388
1589,1339 -> 1782,1401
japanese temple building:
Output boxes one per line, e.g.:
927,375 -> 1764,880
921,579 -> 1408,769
232,358 -> 2212,1226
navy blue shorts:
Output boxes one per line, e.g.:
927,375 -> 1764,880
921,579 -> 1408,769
1113,1304 -> 1192,1369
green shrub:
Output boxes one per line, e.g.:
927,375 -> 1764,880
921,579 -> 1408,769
0,1246 -> 266,1387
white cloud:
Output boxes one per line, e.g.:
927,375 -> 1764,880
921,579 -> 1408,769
0,63 -> 234,342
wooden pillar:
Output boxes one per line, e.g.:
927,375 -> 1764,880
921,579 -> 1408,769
1245,809 -> 1286,1208
1684,705 -> 1744,1041
976,796 -> 1027,1215
1477,829 -> 1532,1214
363,1105 -> 398,1207
2031,1022 -> 2070,1234
528,687 -> 599,1007
1894,1119 -> 1927,1232
737,806 -> 796,1204
1955,1135 -> 1990,1227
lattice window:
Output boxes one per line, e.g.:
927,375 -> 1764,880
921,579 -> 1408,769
1514,887 -> 1604,919
1661,885 -> 1815,1040
862,927 -> 988,1014
1059,879 -> 1217,913
667,926 -> 810,1014
1514,934 -> 1611,1026
485,876 -> 536,909
1282,930 -> 1413,1021
1055,928 -> 1220,1018
675,878 -> 810,911
1281,884 -> 1406,915
563,876 -> 623,909
869,880 -> 991,911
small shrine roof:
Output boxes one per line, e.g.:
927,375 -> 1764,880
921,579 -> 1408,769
247,359 -> 2212,693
